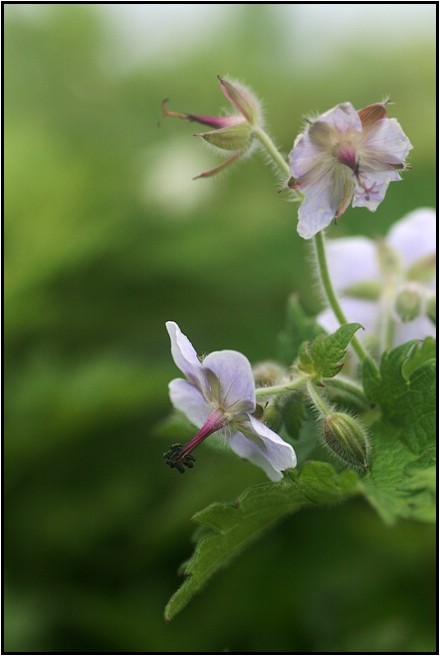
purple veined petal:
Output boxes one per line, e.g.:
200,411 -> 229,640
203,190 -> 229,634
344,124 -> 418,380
296,165 -> 354,239
394,315 -> 437,345
166,321 -> 204,386
289,132 -> 334,182
386,208 -> 437,270
316,298 -> 378,337
202,350 -> 256,413
325,236 -> 379,292
228,416 -> 296,481
318,102 -> 362,134
352,168 -> 400,211
168,378 -> 212,428
361,117 -> 413,166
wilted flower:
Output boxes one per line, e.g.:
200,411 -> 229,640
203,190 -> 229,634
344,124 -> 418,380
316,208 -> 436,347
164,322 -> 296,481
162,76 -> 262,178
289,101 -> 412,239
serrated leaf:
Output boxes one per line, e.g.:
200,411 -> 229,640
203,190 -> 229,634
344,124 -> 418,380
299,323 -> 363,382
165,462 -> 359,620
361,421 -> 436,525
363,341 -> 436,453
402,337 -> 436,378
278,294 -> 324,366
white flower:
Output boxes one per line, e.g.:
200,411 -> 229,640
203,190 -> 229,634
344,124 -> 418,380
289,101 -> 412,239
164,322 -> 296,481
316,209 -> 436,346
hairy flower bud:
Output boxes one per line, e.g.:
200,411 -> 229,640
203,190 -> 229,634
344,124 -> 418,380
322,412 -> 371,474
261,403 -> 283,432
253,361 -> 286,387
394,285 -> 423,322
426,294 -> 436,325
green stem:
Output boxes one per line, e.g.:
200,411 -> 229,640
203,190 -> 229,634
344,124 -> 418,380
323,376 -> 368,409
306,380 -> 332,419
254,126 -> 378,371
253,127 -> 291,176
255,376 -> 307,398
314,231 -> 376,368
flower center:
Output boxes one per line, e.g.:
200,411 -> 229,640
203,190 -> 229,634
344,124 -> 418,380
335,143 -> 358,172
164,410 -> 225,473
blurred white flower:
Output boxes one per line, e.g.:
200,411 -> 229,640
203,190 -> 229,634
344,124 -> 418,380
317,208 -> 436,347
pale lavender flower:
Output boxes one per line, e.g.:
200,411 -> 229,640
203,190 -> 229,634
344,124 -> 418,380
164,322 -> 296,481
317,208 -> 436,346
289,101 -> 412,239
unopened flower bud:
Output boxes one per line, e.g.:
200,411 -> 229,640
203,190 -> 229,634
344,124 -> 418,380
426,294 -> 436,325
253,361 -> 286,387
406,253 -> 436,283
261,403 -> 283,432
377,240 -> 402,276
394,284 -> 422,322
322,412 -> 370,474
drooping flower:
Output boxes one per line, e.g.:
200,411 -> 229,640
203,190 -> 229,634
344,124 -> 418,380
289,101 -> 412,239
316,208 -> 436,347
164,321 -> 296,481
162,76 -> 262,178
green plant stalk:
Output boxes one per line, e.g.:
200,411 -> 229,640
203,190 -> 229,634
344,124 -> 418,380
255,376 -> 307,398
306,380 -> 333,419
253,126 -> 291,176
256,374 -> 366,407
254,126 -> 378,371
313,231 -> 376,367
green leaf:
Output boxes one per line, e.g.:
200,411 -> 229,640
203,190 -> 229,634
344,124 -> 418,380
402,336 -> 436,378
363,340 -> 436,453
165,462 -> 359,620
277,294 -> 324,366
361,421 -> 436,525
298,323 -> 363,382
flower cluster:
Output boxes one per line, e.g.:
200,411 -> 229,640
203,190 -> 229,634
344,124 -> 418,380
316,208 -> 436,347
161,77 -> 432,481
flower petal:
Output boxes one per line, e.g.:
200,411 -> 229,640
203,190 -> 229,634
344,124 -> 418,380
386,208 -> 436,269
325,236 -> 379,292
394,315 -> 437,344
168,378 -> 211,427
352,168 -> 400,211
361,117 -> 412,167
297,166 -> 354,239
229,416 -> 296,481
203,350 -> 256,413
318,102 -> 362,134
317,299 -> 378,337
166,321 -> 204,387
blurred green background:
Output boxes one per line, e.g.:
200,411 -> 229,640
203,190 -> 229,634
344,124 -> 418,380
4,4 -> 436,653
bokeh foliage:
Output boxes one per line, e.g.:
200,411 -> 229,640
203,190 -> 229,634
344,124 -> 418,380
4,5 -> 436,652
